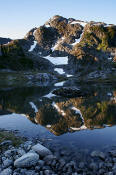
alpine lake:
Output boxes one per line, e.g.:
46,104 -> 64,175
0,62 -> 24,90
0,71 -> 116,162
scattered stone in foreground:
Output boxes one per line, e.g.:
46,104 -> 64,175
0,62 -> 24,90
3,158 -> 13,168
91,150 -> 106,160
14,152 -> 39,168
32,143 -> 52,157
1,133 -> 116,174
0,168 -> 12,175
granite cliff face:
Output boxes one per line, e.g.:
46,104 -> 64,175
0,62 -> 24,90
0,15 -> 116,76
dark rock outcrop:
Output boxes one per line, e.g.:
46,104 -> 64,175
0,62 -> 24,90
0,37 -> 12,45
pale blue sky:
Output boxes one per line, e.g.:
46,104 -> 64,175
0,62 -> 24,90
0,0 -> 116,39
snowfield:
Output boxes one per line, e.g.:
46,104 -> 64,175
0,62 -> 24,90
44,55 -> 68,65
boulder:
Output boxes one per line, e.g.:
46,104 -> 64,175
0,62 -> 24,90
14,152 -> 39,168
32,143 -> 52,157
43,155 -> 56,165
91,150 -> 105,160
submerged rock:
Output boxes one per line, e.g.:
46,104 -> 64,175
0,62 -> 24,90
32,143 -> 52,157
91,150 -> 106,160
89,162 -> 98,171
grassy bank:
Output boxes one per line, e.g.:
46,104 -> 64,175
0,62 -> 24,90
0,130 -> 25,148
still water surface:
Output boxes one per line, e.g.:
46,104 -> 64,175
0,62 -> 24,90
0,79 -> 116,158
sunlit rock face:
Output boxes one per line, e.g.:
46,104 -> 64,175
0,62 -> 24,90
0,15 -> 116,73
33,93 -> 116,135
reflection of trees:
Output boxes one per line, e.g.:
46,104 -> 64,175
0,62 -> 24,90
0,84 -> 116,136
82,101 -> 116,128
35,105 -> 61,125
34,90 -> 116,135
35,103 -> 83,136
0,86 -> 52,114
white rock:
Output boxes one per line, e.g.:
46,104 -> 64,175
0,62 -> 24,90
32,143 -> 52,157
14,152 -> 39,168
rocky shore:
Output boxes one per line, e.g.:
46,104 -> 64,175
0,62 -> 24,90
1,135 -> 116,175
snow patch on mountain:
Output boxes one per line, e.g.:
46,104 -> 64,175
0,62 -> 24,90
71,31 -> 84,46
45,24 -> 51,28
44,55 -> 68,65
28,41 -> 37,52
70,21 -> 87,27
51,37 -> 65,52
54,68 -> 65,74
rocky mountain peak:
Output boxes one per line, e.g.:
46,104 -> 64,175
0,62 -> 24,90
0,15 -> 116,74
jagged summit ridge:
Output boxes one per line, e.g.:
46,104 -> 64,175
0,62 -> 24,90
24,15 -> 116,57
0,15 -> 116,73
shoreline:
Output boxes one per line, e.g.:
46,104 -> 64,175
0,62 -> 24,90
0,130 -> 116,174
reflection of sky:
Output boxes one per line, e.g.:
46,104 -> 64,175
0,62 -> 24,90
0,113 -> 116,151
0,114 -> 53,139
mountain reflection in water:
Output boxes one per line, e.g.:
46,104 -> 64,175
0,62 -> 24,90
0,81 -> 116,137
